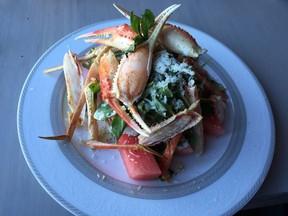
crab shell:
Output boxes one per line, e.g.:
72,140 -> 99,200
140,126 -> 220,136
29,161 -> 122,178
63,50 -> 85,123
76,4 -> 206,139
112,45 -> 150,106
158,24 -> 207,58
138,101 -> 202,146
40,4 -> 205,145
76,24 -> 136,51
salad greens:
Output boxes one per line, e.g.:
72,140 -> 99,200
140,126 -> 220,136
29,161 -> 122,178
88,8 -> 226,154
94,102 -> 116,121
135,50 -> 195,126
93,50 -> 199,144
94,101 -> 126,140
111,115 -> 127,140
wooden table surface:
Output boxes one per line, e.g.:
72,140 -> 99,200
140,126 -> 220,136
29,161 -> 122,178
1,0 -> 288,215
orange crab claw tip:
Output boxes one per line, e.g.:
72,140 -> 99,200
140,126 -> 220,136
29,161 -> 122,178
38,135 -> 71,140
75,30 -> 113,43
75,25 -> 123,41
75,24 -> 136,50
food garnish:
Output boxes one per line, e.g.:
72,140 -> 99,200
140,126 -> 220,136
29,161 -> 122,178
40,3 -> 227,182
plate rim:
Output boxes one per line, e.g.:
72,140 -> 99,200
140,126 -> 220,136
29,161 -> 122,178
17,18 -> 275,216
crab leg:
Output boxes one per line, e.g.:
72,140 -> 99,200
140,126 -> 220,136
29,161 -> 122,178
138,4 -> 181,72
75,24 -> 136,51
84,80 -> 98,140
63,50 -> 85,123
84,101 -> 202,150
83,140 -> 163,157
98,49 -> 150,137
185,85 -> 204,154
113,3 -> 131,20
77,26 -> 150,136
159,133 -> 183,182
39,46 -> 109,140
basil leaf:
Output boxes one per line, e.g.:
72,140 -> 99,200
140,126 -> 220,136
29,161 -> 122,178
93,101 -> 116,121
111,114 -> 126,140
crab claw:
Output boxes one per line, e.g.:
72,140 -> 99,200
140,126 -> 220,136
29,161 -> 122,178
113,3 -> 206,58
158,24 -> 207,58
75,24 -> 136,51
78,4 -> 182,137
98,50 -> 150,137
106,98 -> 150,137
110,4 -> 181,135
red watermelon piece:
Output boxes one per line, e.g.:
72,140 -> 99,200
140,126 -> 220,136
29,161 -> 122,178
118,134 -> 161,180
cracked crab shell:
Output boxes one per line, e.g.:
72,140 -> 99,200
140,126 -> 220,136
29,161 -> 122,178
113,46 -> 150,106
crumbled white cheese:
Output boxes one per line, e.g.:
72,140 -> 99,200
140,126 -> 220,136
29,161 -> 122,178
138,49 -> 196,118
149,88 -> 157,98
162,95 -> 167,104
153,50 -> 195,76
188,78 -> 195,87
175,99 -> 184,111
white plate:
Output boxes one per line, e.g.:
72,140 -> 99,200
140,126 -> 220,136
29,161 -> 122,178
17,19 -> 275,216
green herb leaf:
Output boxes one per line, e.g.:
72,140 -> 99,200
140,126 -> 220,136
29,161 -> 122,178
152,97 -> 167,116
93,102 -> 116,121
141,9 -> 155,38
130,11 -> 141,34
158,86 -> 173,98
129,9 -> 155,49
89,82 -> 101,94
133,35 -> 145,46
111,114 -> 126,140
139,82 -> 156,99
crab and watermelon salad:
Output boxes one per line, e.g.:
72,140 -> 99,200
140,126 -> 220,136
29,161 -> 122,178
40,3 -> 228,182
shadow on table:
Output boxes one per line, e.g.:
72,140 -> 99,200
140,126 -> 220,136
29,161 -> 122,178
235,203 -> 288,216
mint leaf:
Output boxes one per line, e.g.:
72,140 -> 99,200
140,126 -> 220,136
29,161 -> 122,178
130,11 -> 141,34
129,9 -> 155,50
141,9 -> 155,38
133,35 -> 145,46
